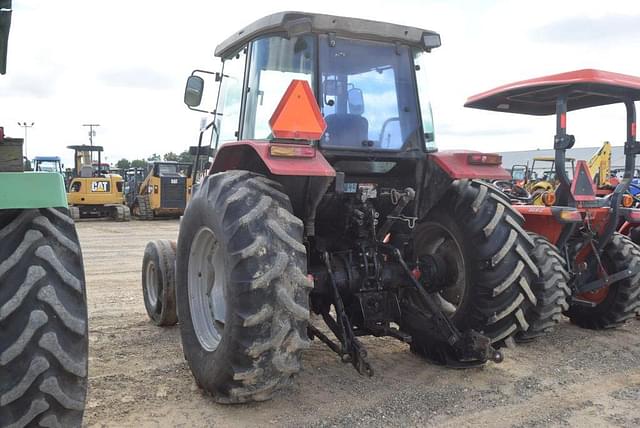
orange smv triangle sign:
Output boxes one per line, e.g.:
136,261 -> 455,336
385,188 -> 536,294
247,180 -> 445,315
269,80 -> 327,141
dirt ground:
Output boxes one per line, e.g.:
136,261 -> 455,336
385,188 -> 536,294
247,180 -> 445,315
79,219 -> 640,428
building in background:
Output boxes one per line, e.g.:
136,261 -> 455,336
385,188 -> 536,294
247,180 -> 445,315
500,145 -> 627,172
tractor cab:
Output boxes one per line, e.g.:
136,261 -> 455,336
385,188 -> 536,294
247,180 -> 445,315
33,155 -> 63,174
184,11 -> 450,170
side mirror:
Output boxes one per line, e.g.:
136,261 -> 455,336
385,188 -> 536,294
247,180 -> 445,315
184,75 -> 205,107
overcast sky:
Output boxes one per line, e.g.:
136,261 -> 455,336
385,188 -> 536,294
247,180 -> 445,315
1,0 -> 639,166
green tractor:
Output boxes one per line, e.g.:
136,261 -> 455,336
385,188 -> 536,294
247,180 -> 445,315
0,2 -> 88,426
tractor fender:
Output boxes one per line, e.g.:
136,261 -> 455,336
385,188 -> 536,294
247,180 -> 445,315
427,150 -> 510,180
210,141 -> 336,177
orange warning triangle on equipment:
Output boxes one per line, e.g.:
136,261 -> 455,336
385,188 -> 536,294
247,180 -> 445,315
269,80 -> 327,141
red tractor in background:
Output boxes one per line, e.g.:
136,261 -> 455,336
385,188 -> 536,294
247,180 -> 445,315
141,11 -> 540,403
466,69 -> 640,338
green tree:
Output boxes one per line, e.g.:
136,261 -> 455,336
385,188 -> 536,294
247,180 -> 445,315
131,159 -> 147,168
178,150 -> 194,163
116,158 -> 130,169
163,152 -> 179,161
147,153 -> 161,162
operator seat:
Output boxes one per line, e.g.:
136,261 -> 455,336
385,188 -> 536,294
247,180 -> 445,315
324,114 -> 369,147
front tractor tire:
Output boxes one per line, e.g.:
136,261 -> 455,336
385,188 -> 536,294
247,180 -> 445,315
413,180 -> 537,349
142,240 -> 178,326
0,208 -> 88,427
176,171 -> 311,403
566,233 -> 640,329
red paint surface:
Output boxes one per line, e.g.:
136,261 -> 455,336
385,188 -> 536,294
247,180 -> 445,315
429,151 -> 510,180
466,69 -> 640,107
210,141 -> 335,177
514,206 -> 565,244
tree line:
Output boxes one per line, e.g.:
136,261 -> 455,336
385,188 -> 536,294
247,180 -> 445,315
115,150 -> 194,169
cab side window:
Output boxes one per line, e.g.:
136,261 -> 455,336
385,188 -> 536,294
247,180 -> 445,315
70,182 -> 81,192
216,48 -> 247,144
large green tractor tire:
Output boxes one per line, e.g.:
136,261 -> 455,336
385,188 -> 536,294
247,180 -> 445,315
176,171 -> 311,403
411,179 -> 537,353
517,233 -> 570,341
0,208 -> 88,427
566,233 -> 640,329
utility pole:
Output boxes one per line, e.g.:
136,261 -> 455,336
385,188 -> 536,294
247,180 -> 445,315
83,124 -> 100,166
83,123 -> 100,147
17,122 -> 35,159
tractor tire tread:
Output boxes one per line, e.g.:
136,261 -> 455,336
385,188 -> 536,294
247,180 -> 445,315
177,170 -> 310,403
567,233 -> 640,329
516,233 -> 570,341
0,208 -> 88,427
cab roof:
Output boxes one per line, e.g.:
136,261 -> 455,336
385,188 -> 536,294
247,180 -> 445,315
465,69 -> 640,116
533,156 -> 575,162
214,11 -> 441,58
33,156 -> 61,162
67,145 -> 104,152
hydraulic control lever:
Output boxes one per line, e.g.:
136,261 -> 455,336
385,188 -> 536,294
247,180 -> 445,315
377,188 -> 416,241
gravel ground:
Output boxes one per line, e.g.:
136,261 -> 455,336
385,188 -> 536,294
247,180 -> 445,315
79,219 -> 640,427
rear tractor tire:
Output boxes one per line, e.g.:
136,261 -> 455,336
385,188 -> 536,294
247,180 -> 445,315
0,208 -> 88,427
142,240 -> 178,326
176,171 -> 311,403
566,233 -> 640,329
516,233 -> 570,342
410,179 -> 537,355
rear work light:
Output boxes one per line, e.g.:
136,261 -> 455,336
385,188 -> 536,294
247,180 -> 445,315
269,144 -> 316,158
467,153 -> 502,166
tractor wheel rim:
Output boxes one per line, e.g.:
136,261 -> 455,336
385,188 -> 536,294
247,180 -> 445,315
417,223 -> 466,316
145,260 -> 159,308
188,226 -> 226,352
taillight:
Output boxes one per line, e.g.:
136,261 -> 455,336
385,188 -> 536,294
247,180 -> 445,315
622,193 -> 634,208
269,144 -> 316,158
467,153 -> 502,165
541,191 -> 556,206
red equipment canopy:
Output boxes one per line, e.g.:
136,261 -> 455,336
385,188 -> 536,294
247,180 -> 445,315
464,69 -> 640,116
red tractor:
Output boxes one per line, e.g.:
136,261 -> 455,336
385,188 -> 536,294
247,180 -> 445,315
466,69 -> 640,338
141,12 -> 540,402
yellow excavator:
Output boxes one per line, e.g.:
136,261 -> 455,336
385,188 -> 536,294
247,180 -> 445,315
66,145 -> 130,221
587,141 -> 618,195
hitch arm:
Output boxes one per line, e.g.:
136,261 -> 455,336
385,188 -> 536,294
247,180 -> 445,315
386,246 -> 503,364
322,252 -> 374,376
